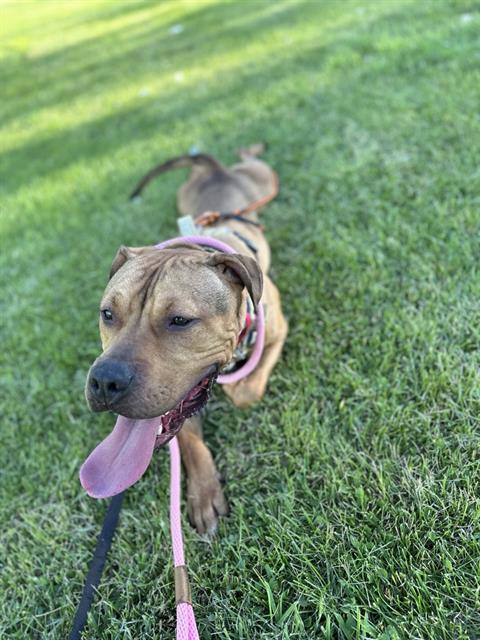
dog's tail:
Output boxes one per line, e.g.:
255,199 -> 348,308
129,153 -> 224,200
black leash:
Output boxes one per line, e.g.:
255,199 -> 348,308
69,491 -> 125,640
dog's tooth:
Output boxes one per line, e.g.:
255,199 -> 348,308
157,424 -> 163,435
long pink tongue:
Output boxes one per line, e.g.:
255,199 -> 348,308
80,415 -> 161,498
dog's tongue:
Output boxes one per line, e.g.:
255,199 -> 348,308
80,416 -> 161,498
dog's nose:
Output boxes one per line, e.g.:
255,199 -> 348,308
88,359 -> 134,405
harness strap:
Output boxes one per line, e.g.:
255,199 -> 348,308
219,213 -> 263,228
196,211 -> 264,231
232,230 -> 258,255
195,171 -> 279,228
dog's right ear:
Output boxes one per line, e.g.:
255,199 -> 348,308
109,245 -> 151,279
208,252 -> 263,309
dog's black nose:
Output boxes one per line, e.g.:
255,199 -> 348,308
88,359 -> 134,405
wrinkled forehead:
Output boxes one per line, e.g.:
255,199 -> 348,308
103,252 -> 231,314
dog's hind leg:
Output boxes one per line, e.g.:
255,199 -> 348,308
238,142 -> 266,160
177,415 -> 228,534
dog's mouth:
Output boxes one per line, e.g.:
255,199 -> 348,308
80,370 -> 217,499
155,371 -> 217,447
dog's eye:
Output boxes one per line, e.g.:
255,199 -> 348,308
101,309 -> 113,322
170,316 -> 192,327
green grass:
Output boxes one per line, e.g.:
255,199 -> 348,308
1,0 -> 480,637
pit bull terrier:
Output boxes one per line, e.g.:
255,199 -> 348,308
82,145 -> 288,533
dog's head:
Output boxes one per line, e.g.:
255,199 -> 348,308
85,243 -> 262,434
80,243 -> 262,499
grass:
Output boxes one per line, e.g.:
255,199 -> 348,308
1,0 -> 480,637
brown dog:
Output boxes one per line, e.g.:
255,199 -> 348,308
83,145 -> 287,533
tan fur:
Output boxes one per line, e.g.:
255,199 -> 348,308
88,146 -> 287,533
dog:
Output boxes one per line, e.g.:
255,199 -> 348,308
81,145 -> 288,533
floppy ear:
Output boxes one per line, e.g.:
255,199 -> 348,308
109,245 -> 153,279
209,253 -> 263,308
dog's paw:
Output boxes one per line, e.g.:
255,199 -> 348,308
222,380 -> 264,408
186,473 -> 228,535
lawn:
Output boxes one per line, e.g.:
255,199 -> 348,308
1,0 -> 479,638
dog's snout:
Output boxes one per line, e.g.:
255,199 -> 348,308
88,359 -> 134,405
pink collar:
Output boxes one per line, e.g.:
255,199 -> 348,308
155,235 -> 265,384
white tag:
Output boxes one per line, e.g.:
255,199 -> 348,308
177,215 -> 196,237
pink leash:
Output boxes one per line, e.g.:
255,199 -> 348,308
169,436 -> 200,640
157,235 -> 265,638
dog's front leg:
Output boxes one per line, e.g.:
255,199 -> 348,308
177,416 -> 228,534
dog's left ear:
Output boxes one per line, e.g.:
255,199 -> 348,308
209,253 -> 263,308
109,245 -> 153,279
